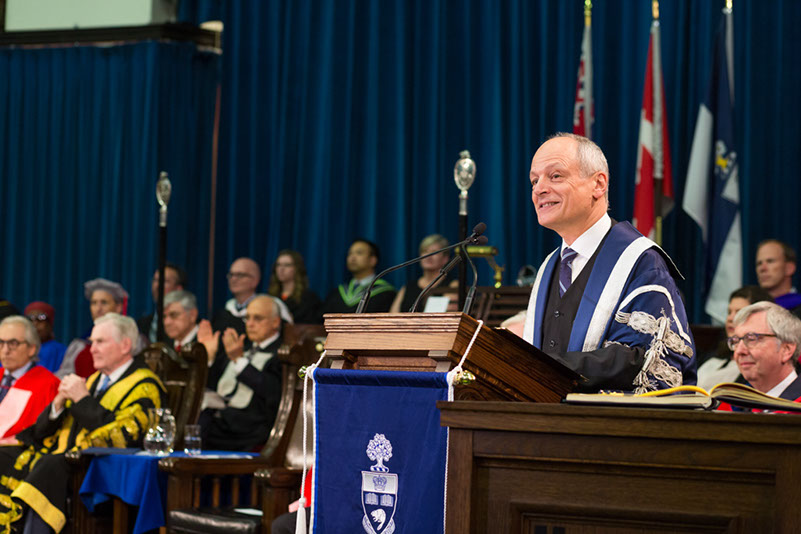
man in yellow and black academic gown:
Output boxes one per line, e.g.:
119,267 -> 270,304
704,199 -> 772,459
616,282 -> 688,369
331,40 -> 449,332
0,313 -> 165,534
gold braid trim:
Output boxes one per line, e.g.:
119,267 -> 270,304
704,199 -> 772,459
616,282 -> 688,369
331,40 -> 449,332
86,404 -> 147,448
0,494 -> 22,532
12,481 -> 66,532
0,476 -> 19,492
13,448 -> 35,471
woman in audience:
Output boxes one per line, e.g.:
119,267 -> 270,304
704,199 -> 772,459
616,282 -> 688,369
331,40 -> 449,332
268,250 -> 321,324
390,234 -> 456,313
697,285 -> 773,389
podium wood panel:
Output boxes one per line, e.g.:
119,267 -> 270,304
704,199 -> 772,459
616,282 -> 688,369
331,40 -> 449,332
440,401 -> 801,533
323,312 -> 578,402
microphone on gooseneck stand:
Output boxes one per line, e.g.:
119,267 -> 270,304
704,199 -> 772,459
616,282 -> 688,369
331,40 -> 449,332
410,234 -> 489,312
355,222 -> 488,314
462,240 -> 481,315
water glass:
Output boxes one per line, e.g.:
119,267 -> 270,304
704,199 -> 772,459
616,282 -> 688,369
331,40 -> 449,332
184,424 -> 202,456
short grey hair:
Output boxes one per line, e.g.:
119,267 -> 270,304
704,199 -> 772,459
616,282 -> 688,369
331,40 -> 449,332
94,313 -> 139,351
164,290 -> 197,311
734,301 -> 801,358
0,315 -> 40,357
548,132 -> 609,203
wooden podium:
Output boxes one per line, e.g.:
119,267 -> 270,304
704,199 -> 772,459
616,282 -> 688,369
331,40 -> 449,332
439,401 -> 801,533
322,312 -> 579,402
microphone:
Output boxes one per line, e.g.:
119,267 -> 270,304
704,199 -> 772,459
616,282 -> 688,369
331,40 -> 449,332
462,241 -> 480,314
410,234 -> 488,312
355,223 -> 487,313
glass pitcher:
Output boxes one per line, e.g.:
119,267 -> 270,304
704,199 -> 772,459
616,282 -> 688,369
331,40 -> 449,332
143,408 -> 176,455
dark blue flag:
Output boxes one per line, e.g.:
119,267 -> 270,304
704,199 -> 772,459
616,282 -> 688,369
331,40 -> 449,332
311,368 -> 450,533
682,8 -> 742,322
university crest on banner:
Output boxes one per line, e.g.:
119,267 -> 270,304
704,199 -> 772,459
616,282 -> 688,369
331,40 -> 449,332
361,434 -> 397,534
310,369 -> 450,533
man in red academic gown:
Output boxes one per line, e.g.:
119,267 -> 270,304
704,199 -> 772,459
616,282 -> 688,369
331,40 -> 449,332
0,316 -> 60,443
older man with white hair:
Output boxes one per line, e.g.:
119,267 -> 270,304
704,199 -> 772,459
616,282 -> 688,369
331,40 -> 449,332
522,133 -> 696,393
0,313 -> 165,534
729,301 -> 801,401
199,295 -> 283,451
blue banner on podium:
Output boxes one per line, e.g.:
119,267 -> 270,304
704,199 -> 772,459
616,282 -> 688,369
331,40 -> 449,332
311,368 -> 450,533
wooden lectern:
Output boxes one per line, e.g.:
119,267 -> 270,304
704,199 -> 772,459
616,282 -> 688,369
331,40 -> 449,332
323,312 -> 579,402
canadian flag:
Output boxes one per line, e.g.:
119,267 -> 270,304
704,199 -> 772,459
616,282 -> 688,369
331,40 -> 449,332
633,18 -> 674,240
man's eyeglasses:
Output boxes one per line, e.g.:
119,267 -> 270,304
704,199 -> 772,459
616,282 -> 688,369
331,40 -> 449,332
227,272 -> 253,280
27,313 -> 49,322
0,339 -> 29,350
727,332 -> 778,351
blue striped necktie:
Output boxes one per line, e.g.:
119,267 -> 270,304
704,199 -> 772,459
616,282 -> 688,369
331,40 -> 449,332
0,373 -> 14,404
96,374 -> 110,397
559,247 -> 578,297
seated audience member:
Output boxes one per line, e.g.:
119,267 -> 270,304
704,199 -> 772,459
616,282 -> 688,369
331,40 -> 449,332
0,316 -> 60,444
728,302 -> 801,403
163,290 -> 199,351
58,278 -> 130,378
390,234 -> 456,313
198,295 -> 282,451
755,239 -> 801,313
137,263 -> 187,343
320,239 -> 396,316
212,257 -> 293,331
697,286 -> 773,390
206,258 -> 290,389
24,301 -> 67,374
268,250 -> 322,324
0,313 -> 165,533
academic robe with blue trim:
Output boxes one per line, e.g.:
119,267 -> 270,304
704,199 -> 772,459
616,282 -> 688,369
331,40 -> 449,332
523,222 -> 697,393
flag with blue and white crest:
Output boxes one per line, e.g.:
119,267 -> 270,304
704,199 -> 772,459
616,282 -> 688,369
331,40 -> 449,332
682,7 -> 741,323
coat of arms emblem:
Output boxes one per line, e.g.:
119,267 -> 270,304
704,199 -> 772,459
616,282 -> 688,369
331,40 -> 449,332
361,433 -> 397,534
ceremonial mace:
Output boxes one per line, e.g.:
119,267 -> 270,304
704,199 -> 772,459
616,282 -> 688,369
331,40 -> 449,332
155,171 -> 172,342
454,151 -> 476,310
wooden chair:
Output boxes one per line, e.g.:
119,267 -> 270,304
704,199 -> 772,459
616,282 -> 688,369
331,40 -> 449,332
140,342 -> 208,448
162,324 -> 326,534
66,341 -> 208,534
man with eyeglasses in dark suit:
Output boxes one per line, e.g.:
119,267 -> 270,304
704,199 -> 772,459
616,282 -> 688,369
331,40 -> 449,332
729,301 -> 801,403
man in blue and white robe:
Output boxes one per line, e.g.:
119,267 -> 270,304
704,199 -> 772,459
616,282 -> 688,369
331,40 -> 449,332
524,133 -> 696,393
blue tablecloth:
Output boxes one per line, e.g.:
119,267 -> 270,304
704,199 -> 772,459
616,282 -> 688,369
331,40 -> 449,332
79,448 -> 254,534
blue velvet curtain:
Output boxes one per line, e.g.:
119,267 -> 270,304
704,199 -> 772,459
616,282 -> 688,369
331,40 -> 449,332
200,0 -> 801,321
2,0 -> 800,344
0,42 -> 220,341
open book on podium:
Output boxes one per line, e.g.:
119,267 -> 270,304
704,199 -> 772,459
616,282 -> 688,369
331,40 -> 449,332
322,312 -> 580,402
565,382 -> 801,413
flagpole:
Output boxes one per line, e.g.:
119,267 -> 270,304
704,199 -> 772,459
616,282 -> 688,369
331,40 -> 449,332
651,0 -> 664,247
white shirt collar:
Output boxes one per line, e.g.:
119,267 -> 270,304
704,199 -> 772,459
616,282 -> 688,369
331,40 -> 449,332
560,213 -> 612,282
103,358 -> 135,386
8,361 -> 34,381
176,325 -> 199,348
253,332 -> 280,351
766,369 -> 798,398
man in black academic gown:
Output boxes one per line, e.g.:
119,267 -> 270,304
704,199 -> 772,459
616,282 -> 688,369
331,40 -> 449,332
198,295 -> 283,451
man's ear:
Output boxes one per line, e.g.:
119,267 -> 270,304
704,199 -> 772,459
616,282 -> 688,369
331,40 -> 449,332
369,255 -> 378,268
780,342 -> 797,365
785,261 -> 796,278
190,309 -> 199,323
592,171 -> 608,200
